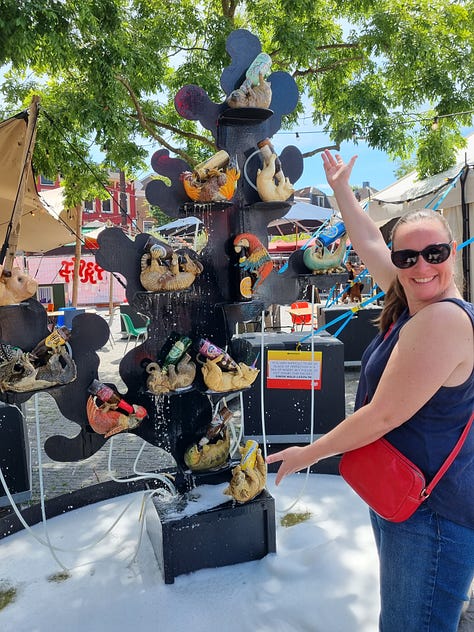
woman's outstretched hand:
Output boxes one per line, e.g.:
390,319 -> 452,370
266,446 -> 315,486
321,149 -> 357,190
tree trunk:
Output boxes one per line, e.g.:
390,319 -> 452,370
72,204 -> 83,307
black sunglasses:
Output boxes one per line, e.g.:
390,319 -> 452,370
391,242 -> 452,269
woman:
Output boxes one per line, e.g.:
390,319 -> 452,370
266,150 -> 474,632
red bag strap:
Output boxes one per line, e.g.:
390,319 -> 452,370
424,411 -> 474,497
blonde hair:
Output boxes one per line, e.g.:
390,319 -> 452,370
377,209 -> 454,332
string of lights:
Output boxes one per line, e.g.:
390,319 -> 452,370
275,108 -> 474,137
18,102 -> 474,230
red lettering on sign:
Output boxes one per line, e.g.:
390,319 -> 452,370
59,259 -> 105,284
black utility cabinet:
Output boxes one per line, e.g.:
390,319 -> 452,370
237,331 -> 345,474
0,403 -> 31,507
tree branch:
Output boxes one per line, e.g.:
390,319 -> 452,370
302,143 -> 340,159
313,43 -> 360,51
221,0 -> 239,18
293,56 -> 365,77
141,115 -> 216,150
116,74 -> 215,164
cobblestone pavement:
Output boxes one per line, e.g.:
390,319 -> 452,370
15,310 -> 361,505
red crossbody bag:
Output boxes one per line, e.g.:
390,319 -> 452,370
339,412 -> 473,523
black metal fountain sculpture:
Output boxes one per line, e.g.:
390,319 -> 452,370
94,29 -> 309,473
0,29 -> 348,582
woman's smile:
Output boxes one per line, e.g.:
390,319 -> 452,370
412,275 -> 436,284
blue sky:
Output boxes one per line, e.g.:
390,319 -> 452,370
271,125 -> 474,196
280,135 -> 399,194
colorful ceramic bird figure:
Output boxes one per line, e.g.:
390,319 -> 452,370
86,396 -> 147,438
233,233 -> 274,290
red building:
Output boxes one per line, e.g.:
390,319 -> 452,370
36,172 -> 141,230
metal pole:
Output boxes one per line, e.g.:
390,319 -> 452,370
460,164 -> 471,302
72,204 -> 83,307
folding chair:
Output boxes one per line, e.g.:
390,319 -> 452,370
120,313 -> 148,353
289,301 -> 317,332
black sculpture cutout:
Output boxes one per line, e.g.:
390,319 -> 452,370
90,29 -> 313,478
3,29 -> 345,478
0,298 -> 110,461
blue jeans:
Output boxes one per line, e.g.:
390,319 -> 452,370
370,505 -> 474,632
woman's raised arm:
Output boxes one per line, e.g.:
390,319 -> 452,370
321,150 -> 396,292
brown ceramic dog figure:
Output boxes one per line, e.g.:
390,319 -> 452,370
342,281 -> 364,303
201,355 -> 259,392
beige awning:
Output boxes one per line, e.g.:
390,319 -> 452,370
367,132 -> 474,222
0,113 -> 77,253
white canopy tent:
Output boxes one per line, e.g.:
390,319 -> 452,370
283,201 -> 334,222
268,200 -> 336,235
156,216 -> 204,250
366,133 -> 474,299
157,216 -> 202,231
0,113 -> 77,254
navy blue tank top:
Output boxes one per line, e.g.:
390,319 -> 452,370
355,298 -> 474,529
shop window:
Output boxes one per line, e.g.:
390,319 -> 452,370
101,198 -> 112,213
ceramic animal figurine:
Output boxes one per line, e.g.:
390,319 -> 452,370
192,151 -> 230,180
33,347 -> 77,389
233,233 -> 273,291
0,265 -> 38,306
226,72 -> 272,109
201,355 -> 259,392
224,442 -> 267,503
342,281 -> 364,303
146,353 -> 196,394
256,153 -> 294,202
140,248 -> 203,292
168,353 -> 196,390
0,342 -> 76,392
29,327 -> 71,364
86,395 -> 147,438
180,154 -> 240,203
146,362 -> 170,394
184,427 -> 231,472
303,234 -> 348,274
0,344 -> 37,392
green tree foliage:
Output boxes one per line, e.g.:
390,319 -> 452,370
0,0 -> 473,201
149,204 -> 172,227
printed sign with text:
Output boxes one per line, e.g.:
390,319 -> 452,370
267,350 -> 322,390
